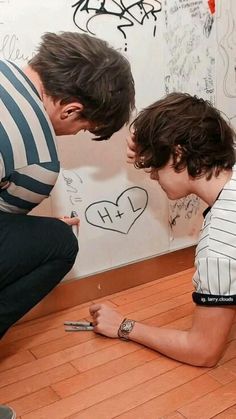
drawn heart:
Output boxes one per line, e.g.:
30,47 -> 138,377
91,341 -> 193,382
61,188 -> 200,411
85,187 -> 148,234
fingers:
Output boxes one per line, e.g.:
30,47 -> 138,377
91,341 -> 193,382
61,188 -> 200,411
127,133 -> 136,148
58,216 -> 80,226
90,304 -> 102,329
89,304 -> 101,315
65,217 -> 80,226
89,303 -> 124,338
127,133 -> 136,151
126,147 -> 136,162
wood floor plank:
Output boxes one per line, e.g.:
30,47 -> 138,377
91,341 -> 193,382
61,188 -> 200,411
208,357 -> 236,385
178,379 -> 236,418
0,350 -> 35,373
21,358 -> 180,419
212,404 -> 236,418
0,304 -> 92,344
113,373 -> 221,419
110,271 -> 192,306
9,387 -> 59,417
52,348 -> 158,399
65,364 -> 210,419
0,362 -> 77,404
71,341 -> 155,372
0,336 -> 115,387
116,283 -> 193,315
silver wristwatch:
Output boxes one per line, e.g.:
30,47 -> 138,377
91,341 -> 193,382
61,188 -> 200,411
118,318 -> 136,340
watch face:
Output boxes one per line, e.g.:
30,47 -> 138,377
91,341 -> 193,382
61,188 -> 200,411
118,319 -> 135,339
121,320 -> 133,332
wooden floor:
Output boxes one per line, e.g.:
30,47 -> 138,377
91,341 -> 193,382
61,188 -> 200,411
0,268 -> 236,419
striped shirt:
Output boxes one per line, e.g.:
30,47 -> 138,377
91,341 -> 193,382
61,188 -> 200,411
192,165 -> 236,305
0,59 -> 59,214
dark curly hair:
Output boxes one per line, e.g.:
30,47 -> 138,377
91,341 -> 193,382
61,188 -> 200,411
131,92 -> 236,179
29,32 -> 135,141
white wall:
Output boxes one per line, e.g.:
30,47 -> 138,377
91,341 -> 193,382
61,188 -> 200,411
1,0 -> 231,279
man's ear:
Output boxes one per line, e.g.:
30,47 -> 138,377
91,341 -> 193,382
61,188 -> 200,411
60,102 -> 84,120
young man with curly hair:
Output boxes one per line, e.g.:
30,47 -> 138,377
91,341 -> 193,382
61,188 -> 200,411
90,92 -> 236,367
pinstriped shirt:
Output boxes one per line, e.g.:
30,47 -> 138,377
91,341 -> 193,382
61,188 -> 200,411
192,165 -> 236,305
0,59 -> 59,213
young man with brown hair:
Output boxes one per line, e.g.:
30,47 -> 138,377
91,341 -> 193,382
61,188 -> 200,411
0,31 -> 134,338
0,30 -> 135,419
90,92 -> 236,367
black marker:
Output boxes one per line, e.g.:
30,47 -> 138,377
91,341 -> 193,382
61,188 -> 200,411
70,210 -> 79,237
64,321 -> 93,331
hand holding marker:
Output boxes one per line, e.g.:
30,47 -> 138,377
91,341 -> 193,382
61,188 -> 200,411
70,210 -> 80,237
58,211 -> 80,237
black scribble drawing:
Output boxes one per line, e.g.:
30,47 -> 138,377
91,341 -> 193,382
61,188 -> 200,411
169,214 -> 180,228
169,195 -> 200,230
203,63 -> 214,95
203,13 -> 214,38
85,186 -> 148,234
72,0 -> 162,50
62,169 -> 83,205
217,0 -> 236,98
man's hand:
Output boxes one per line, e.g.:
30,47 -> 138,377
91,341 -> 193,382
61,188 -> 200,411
89,303 -> 124,338
126,133 -> 137,164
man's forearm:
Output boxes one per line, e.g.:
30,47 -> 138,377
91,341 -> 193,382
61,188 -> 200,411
128,322 -> 212,367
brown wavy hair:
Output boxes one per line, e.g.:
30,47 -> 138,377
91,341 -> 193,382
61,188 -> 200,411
131,92 -> 236,179
30,32 -> 135,141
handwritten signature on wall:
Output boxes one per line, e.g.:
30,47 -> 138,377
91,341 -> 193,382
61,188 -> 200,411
85,186 -> 148,234
0,34 -> 35,62
169,195 -> 200,229
62,169 -> 83,206
72,0 -> 162,50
